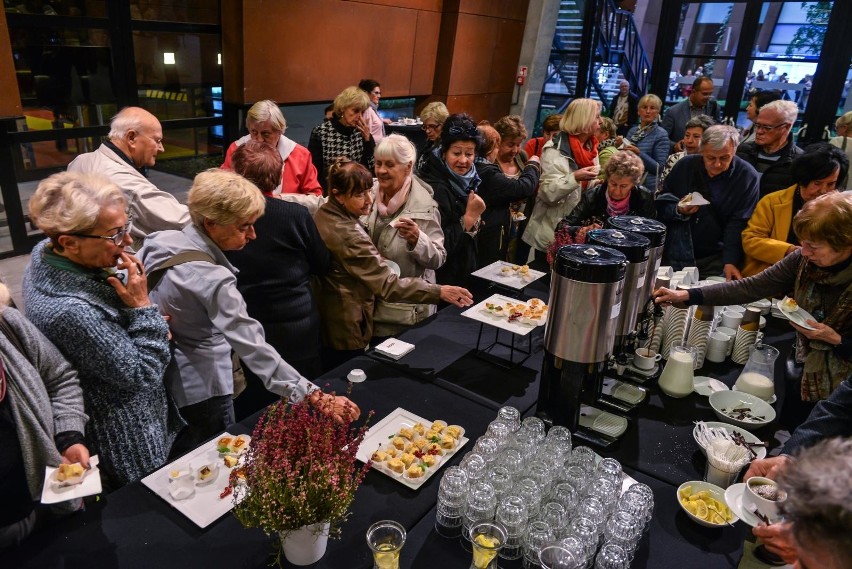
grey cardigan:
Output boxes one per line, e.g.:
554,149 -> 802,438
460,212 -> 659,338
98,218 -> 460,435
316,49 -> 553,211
1,307 -> 87,511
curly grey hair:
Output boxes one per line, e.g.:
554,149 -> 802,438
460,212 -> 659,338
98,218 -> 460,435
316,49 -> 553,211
700,124 -> 740,150
29,171 -> 125,237
604,150 -> 644,182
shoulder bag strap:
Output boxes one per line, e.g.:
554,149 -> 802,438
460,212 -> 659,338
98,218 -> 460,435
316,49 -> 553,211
146,251 -> 216,291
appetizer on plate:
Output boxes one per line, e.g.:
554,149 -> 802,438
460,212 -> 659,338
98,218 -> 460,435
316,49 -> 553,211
780,297 -> 798,311
54,463 -> 86,487
387,458 -> 405,475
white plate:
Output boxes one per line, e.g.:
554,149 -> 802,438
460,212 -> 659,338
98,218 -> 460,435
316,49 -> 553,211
678,191 -> 711,207
355,407 -> 468,490
692,421 -> 768,461
693,376 -> 729,397
777,297 -> 817,330
470,261 -> 546,290
41,455 -> 102,504
708,390 -> 776,430
461,294 -> 547,336
725,483 -> 761,528
141,432 -> 244,528
384,259 -> 401,276
732,384 -> 777,405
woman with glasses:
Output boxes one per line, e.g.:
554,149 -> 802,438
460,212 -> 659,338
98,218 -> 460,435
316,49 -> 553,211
140,169 -> 358,454
309,86 -> 376,193
418,113 -> 488,286
359,79 -> 389,144
656,191 -> 852,424
741,145 -> 848,277
829,111 -> 852,189
22,172 -> 181,488
221,100 -> 322,196
314,158 -> 473,369
416,101 -> 450,174
522,98 -> 601,271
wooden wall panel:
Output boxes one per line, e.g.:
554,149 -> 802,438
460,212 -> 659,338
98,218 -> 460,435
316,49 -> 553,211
447,92 -> 514,124
446,13 -> 524,95
410,10 -> 442,94
351,0 -> 442,11
458,0 -> 527,21
221,0 -> 245,104
0,8 -> 22,117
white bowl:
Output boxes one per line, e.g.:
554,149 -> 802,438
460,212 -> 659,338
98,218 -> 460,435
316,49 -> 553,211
692,421 -> 767,460
348,368 -> 367,383
676,480 -> 739,527
709,391 -> 775,430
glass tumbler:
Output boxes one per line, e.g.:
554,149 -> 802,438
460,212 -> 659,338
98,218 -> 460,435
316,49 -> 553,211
569,446 -> 596,475
577,496 -> 607,534
567,516 -> 600,557
366,520 -> 406,569
540,501 -> 569,539
497,406 -> 521,432
594,543 -> 630,569
545,426 -> 573,458
495,495 -> 528,560
522,520 -> 555,569
486,420 -> 512,446
563,464 -> 589,496
587,477 -> 619,515
539,544 -> 582,569
528,459 -> 553,498
498,446 -> 524,480
436,466 -> 469,538
595,458 -> 623,487
487,466 -> 514,502
603,510 -> 640,559
469,520 -> 508,569
520,416 -> 546,443
514,477 -> 542,519
462,481 -> 497,546
461,453 -> 488,482
551,481 -> 579,513
474,437 -> 500,463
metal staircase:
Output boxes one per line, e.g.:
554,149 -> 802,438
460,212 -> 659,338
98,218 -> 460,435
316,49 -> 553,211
537,0 -> 650,132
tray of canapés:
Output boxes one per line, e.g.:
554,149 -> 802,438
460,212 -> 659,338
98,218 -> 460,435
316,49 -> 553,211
356,407 -> 469,489
470,261 -> 546,289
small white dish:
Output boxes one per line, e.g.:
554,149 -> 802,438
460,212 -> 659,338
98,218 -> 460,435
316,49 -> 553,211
677,480 -> 739,527
732,384 -> 776,405
348,368 -> 367,383
777,297 -> 817,330
693,376 -> 729,397
709,391 -> 776,430
725,483 -> 760,528
384,259 -> 401,276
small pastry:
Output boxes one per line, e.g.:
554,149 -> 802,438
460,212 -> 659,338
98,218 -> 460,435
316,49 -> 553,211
385,447 -> 399,458
392,437 -> 406,450
57,463 -> 85,482
387,459 -> 405,474
403,442 -> 416,453
406,465 -> 425,479
400,453 -> 416,467
782,298 -> 798,311
412,422 -> 426,435
217,436 -> 233,451
412,438 -> 430,451
398,427 -> 415,440
231,436 -> 248,454
198,465 -> 215,481
427,443 -> 444,456
440,435 -> 456,450
445,425 -> 463,439
430,420 -> 447,433
223,455 -> 238,468
371,450 -> 388,462
425,429 -> 441,441
421,454 -> 438,467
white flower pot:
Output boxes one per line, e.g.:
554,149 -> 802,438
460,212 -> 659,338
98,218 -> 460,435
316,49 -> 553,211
280,522 -> 330,565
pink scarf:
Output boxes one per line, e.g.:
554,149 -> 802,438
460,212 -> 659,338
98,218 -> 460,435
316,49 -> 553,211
606,191 -> 631,218
376,177 -> 412,217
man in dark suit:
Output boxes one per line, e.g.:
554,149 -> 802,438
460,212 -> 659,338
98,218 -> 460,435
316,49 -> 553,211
661,76 -> 721,150
607,80 -> 638,136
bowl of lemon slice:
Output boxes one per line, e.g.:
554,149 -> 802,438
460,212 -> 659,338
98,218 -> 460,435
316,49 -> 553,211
677,481 -> 739,527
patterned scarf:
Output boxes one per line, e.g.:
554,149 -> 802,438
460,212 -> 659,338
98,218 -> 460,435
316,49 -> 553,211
794,257 -> 852,401
606,191 -> 631,218
597,137 -> 618,152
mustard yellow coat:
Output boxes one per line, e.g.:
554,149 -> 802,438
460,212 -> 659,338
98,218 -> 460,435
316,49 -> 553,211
741,185 -> 796,277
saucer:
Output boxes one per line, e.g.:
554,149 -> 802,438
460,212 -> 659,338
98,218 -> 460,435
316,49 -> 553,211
778,297 -> 817,330
732,385 -> 776,405
694,376 -> 729,397
725,483 -> 760,528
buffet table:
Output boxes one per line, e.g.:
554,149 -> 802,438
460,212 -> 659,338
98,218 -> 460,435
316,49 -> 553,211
8,298 -> 798,569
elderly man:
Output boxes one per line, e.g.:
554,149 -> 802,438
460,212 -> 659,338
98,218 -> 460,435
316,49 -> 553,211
656,125 -> 759,280
736,100 -> 804,198
661,76 -> 721,148
607,80 -> 638,136
67,107 -> 189,243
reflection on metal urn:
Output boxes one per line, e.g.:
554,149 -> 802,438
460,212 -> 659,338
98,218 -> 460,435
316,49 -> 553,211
606,216 -> 666,306
539,245 -> 627,430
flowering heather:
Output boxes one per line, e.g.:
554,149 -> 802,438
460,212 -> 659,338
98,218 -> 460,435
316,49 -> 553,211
232,395 -> 372,539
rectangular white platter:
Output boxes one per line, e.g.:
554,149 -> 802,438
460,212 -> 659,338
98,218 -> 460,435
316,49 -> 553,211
141,432 -> 243,528
471,260 -> 546,290
461,293 -> 547,337
355,407 -> 469,490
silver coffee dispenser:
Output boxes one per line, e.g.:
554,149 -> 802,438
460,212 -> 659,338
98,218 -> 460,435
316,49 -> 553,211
539,244 -> 627,437
606,216 -> 667,303
586,229 -> 651,355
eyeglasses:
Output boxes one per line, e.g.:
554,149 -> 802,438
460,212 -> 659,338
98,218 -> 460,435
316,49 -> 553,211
371,90 -> 381,96
138,132 -> 164,147
754,122 -> 790,132
69,216 -> 134,246
447,125 -> 479,137
421,123 -> 441,132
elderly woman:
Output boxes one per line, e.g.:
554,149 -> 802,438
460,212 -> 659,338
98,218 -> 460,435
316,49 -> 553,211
225,141 -> 330,415
742,145 -> 848,277
623,94 -> 670,193
315,159 -> 473,367
309,86 -> 375,193
475,115 -> 541,268
656,192 -> 852,410
562,150 -> 654,228
365,134 -> 447,338
830,110 -> 852,189
418,113 -> 488,285
23,172 -> 180,487
522,98 -> 601,270
416,101 -> 450,174
359,78 -> 388,143
139,169 -> 358,453
0,283 -> 90,547
658,114 -> 714,190
221,100 -> 322,196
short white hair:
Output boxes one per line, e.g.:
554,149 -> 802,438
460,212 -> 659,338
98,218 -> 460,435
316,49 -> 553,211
246,100 -> 287,132
108,107 -> 145,140
760,100 -> 799,124
701,124 -> 740,150
375,133 -> 416,167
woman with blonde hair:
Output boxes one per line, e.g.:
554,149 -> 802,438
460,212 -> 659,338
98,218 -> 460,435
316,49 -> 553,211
221,99 -> 322,196
139,169 -> 358,453
830,110 -> 852,189
416,101 -> 450,173
308,86 -> 375,193
623,93 -> 670,192
522,98 -> 601,270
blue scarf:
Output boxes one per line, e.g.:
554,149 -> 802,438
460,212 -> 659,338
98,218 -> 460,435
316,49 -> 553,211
435,147 -> 481,199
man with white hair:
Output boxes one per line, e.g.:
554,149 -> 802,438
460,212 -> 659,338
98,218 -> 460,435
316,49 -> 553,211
736,100 -> 804,198
67,107 -> 190,243
657,125 -> 759,280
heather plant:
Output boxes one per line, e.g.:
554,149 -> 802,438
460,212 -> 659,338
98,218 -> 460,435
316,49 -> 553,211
232,395 -> 372,554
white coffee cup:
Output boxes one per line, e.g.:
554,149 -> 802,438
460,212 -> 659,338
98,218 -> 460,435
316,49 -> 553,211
720,310 -> 743,329
706,331 -> 729,354
348,368 -> 367,383
634,347 -> 662,370
744,477 -> 787,523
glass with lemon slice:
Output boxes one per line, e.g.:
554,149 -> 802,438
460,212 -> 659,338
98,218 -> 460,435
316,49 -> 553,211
366,520 -> 406,569
469,521 -> 507,569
